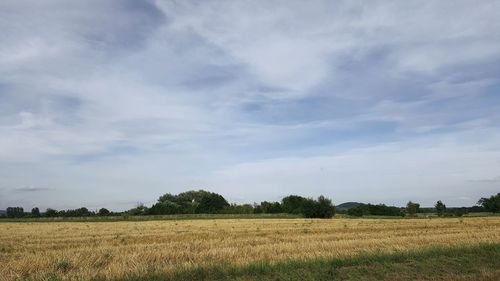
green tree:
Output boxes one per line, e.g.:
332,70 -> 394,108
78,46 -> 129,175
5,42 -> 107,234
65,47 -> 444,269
253,203 -> 263,214
477,193 -> 500,213
6,207 -> 24,218
301,196 -> 336,219
347,204 -> 403,217
31,207 -> 41,217
347,205 -> 366,217
98,208 -> 110,216
196,192 -> 229,213
453,207 -> 467,217
260,201 -> 283,213
154,190 -> 230,214
149,201 -> 181,215
282,195 -> 308,214
221,204 -> 254,214
406,201 -> 420,216
158,193 -> 177,203
127,204 -> 149,216
435,200 -> 446,216
58,207 -> 92,217
44,208 -> 58,217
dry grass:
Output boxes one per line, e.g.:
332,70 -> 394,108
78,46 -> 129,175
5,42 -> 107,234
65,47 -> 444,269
0,217 -> 499,281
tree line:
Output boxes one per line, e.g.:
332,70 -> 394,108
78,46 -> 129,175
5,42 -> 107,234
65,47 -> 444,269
131,191 -> 335,218
2,190 -> 336,219
343,193 -> 499,217
2,191 -> 499,219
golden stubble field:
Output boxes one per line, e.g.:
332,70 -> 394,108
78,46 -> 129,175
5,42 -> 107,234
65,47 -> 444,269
1,217 -> 499,281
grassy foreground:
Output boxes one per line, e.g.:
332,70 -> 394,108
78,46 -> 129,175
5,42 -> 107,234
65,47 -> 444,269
111,243 -> 500,281
2,217 -> 499,281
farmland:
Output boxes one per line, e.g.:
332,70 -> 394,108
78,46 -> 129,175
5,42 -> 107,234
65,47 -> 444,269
1,217 -> 499,281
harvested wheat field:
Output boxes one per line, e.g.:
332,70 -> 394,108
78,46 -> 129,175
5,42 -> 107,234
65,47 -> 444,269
1,217 -> 499,281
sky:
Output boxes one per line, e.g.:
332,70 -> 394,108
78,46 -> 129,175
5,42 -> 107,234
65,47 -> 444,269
1,0 -> 499,211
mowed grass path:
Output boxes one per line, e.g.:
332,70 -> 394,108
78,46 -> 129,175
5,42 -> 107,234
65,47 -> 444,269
1,217 -> 499,280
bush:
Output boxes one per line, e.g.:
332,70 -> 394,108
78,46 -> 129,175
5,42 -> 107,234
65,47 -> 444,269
368,204 -> 403,216
127,204 -> 149,216
44,208 -> 58,217
154,190 -> 230,214
282,195 -> 308,214
149,201 -> 181,215
259,201 -> 283,213
58,207 -> 93,217
347,204 -> 403,217
98,208 -> 110,216
453,207 -> 467,217
302,196 -> 335,219
347,205 -> 366,217
196,192 -> 229,214
222,204 -> 254,214
406,201 -> 420,216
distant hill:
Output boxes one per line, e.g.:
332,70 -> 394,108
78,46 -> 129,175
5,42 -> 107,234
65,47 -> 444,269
0,210 -> 6,216
336,202 -> 365,211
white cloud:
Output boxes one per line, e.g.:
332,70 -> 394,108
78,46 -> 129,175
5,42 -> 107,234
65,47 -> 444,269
0,0 -> 499,210
207,129 -> 500,206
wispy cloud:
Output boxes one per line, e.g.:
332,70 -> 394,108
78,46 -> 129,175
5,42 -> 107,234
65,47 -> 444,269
467,176 -> 500,183
0,0 -> 499,210
14,186 -> 53,192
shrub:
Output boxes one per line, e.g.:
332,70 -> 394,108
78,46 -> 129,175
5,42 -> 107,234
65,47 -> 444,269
302,196 -> 335,219
98,208 -> 110,216
154,190 -> 229,214
348,205 -> 366,217
282,195 -> 308,214
406,201 -> 420,216
347,204 -> 403,217
44,208 -> 59,217
259,201 -> 283,213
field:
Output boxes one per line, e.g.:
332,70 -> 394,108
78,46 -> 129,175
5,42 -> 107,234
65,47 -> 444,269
1,217 -> 499,281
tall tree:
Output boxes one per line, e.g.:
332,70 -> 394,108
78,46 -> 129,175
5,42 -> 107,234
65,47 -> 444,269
302,196 -> 336,219
477,193 -> 500,213
31,207 -> 41,217
282,195 -> 308,214
435,200 -> 446,216
406,201 -> 420,216
196,192 -> 229,213
44,208 -> 58,217
6,207 -> 24,218
98,208 -> 110,216
155,190 -> 230,214
260,201 -> 283,213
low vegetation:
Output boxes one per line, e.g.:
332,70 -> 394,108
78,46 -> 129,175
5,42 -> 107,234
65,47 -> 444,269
3,191 -> 499,220
1,217 -> 499,281
3,190 -> 337,219
2,192 -> 498,280
112,243 -> 500,281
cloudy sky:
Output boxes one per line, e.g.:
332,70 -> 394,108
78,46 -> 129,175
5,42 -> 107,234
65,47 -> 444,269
1,0 -> 499,211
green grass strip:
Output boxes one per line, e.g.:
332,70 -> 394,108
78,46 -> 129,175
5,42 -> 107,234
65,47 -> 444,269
99,243 -> 500,281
